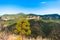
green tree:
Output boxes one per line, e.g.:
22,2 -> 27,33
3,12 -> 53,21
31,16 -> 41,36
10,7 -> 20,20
29,20 -> 41,40
14,18 -> 31,40
38,20 -> 54,40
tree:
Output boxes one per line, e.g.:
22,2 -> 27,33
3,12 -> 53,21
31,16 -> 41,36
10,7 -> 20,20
50,23 -> 60,40
14,18 -> 31,40
38,20 -> 54,40
29,19 -> 42,40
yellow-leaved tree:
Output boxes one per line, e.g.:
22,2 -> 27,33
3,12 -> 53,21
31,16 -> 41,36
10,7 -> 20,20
14,18 -> 31,40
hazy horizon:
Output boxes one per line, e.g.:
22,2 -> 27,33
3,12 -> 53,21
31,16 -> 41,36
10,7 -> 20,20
0,0 -> 60,15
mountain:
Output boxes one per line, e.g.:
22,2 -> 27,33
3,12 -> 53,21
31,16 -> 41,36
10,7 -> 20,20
1,13 -> 27,18
1,13 -> 60,20
28,14 -> 60,20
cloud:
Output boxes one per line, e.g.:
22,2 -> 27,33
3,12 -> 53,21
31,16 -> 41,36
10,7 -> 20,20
40,2 -> 47,4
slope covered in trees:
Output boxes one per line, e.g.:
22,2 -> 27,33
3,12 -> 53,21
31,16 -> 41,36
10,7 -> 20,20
1,19 -> 60,40
0,13 -> 60,40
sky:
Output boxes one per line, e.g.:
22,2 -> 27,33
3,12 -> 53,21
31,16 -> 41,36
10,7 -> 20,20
0,0 -> 60,15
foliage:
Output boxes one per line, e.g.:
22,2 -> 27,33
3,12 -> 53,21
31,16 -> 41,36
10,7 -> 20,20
17,36 -> 22,40
14,18 -> 31,35
29,20 -> 42,38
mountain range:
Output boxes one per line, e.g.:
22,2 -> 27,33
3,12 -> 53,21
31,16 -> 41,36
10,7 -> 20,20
1,13 -> 60,20
28,14 -> 60,20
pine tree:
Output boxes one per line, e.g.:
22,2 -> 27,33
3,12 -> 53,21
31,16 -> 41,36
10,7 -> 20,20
14,18 -> 31,40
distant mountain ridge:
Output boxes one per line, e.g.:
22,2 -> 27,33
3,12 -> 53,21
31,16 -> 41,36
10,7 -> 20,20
28,14 -> 60,20
1,13 -> 60,20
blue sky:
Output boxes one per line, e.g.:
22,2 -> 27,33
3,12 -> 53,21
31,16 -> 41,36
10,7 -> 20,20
0,0 -> 60,15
